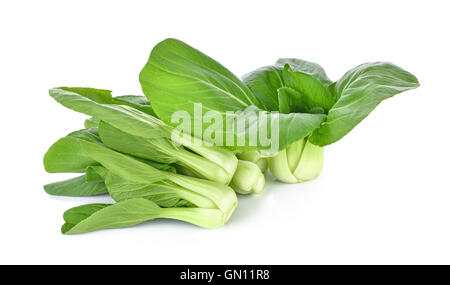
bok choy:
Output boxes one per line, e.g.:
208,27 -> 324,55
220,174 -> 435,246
43,37 -> 419,235
44,127 -> 238,233
49,87 -> 238,185
139,39 -> 419,183
244,60 -> 420,182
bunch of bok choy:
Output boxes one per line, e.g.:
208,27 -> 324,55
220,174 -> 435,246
140,39 -> 419,183
44,87 -> 264,234
44,38 -> 419,234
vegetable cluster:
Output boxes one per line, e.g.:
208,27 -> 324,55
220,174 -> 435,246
44,38 -> 419,234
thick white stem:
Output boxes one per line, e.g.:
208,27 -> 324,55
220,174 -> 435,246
268,138 -> 324,183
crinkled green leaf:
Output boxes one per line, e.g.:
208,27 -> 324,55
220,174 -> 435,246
309,62 -> 420,146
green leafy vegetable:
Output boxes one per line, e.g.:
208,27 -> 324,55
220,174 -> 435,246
44,125 -> 238,233
139,38 -> 264,122
103,172 -> 193,207
85,166 -> 108,181
43,128 -> 101,173
309,62 -> 420,146
242,58 -> 419,183
277,87 -> 308,114
98,121 -> 232,184
50,87 -> 167,139
281,64 -> 335,112
241,65 -> 284,111
62,198 -> 228,235
81,129 -> 235,212
49,87 -> 238,181
242,58 -> 335,112
112,95 -> 156,116
275,58 -> 333,87
44,175 -> 107,196
44,38 -> 420,236
139,38 -> 327,151
84,117 -> 100,129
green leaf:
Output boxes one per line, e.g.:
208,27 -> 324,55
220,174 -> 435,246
98,120 -> 177,164
104,172 -> 206,208
277,87 -> 308,114
62,198 -> 227,234
68,127 -> 103,143
138,39 -> 326,152
243,58 -> 335,112
74,136 -> 237,215
83,94 -> 155,128
78,137 -> 165,185
99,121 -> 233,184
230,106 -> 326,152
49,87 -> 237,174
44,128 -> 105,173
112,95 -> 156,116
281,64 -> 336,111
62,203 -> 109,234
242,65 -> 284,111
85,165 -> 108,181
57,87 -> 113,104
49,87 -> 168,139
139,38 -> 263,129
309,62 -> 420,146
46,129 -> 212,208
44,175 -> 107,196
137,159 -> 176,172
44,136 -> 99,173
105,173 -> 183,207
276,58 -> 333,87
54,87 -> 155,115
45,127 -> 175,183
84,117 -> 100,128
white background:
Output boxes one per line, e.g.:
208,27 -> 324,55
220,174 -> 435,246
1,0 -> 449,265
